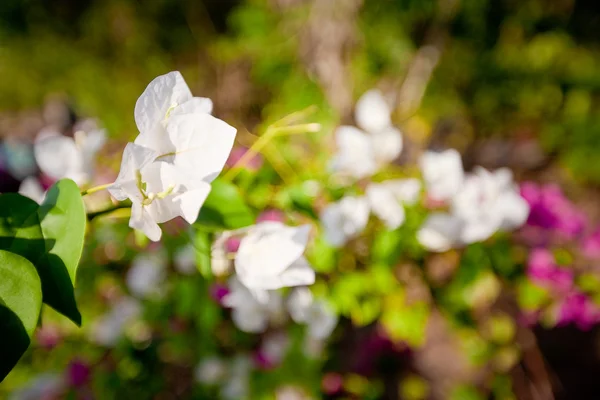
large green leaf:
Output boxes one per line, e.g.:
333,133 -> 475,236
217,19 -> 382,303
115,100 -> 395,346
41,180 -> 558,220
0,193 -> 46,264
196,179 -> 254,229
37,179 -> 87,325
0,250 -> 42,381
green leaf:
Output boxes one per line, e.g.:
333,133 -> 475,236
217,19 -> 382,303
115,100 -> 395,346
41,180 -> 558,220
194,230 -> 212,278
0,250 -> 42,381
0,193 -> 45,264
37,179 -> 87,325
196,179 -> 254,229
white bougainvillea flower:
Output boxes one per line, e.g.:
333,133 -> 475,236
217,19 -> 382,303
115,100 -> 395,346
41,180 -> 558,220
452,167 -> 529,243
287,288 -> 338,340
419,149 -> 464,202
330,90 -> 403,179
108,143 -> 212,241
194,357 -> 228,385
90,297 -> 141,347
366,179 -> 421,230
417,212 -> 464,252
18,176 -> 45,204
222,277 -> 285,333
133,71 -> 235,183
34,126 -> 106,186
234,222 -> 315,298
126,252 -> 167,298
320,196 -> 370,247
221,355 -> 252,400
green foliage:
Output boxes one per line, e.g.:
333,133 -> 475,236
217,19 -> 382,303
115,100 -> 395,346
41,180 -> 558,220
196,179 -> 255,230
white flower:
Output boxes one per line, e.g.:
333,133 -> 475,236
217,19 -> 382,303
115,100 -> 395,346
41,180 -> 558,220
287,288 -> 338,340
419,149 -> 464,201
221,355 -> 252,400
417,166 -> 529,252
18,177 -> 45,204
33,126 -> 105,185
234,222 -> 315,296
126,252 -> 167,298
195,357 -> 228,385
320,196 -> 370,247
366,179 -> 421,230
90,297 -> 141,347
9,373 -> 65,400
330,90 -> 403,179
108,143 -> 211,241
173,245 -> 197,275
260,332 -> 291,366
451,167 -> 529,243
134,71 -> 235,183
222,277 -> 285,333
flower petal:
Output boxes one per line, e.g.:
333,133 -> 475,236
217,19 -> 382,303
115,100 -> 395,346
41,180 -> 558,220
355,89 -> 391,133
170,97 -> 213,117
371,126 -> 403,164
330,126 -> 377,179
366,183 -> 406,230
173,183 -> 212,224
34,134 -> 84,182
417,213 -> 463,252
277,256 -> 316,288
130,202 -> 162,242
166,113 -> 237,182
108,143 -> 157,201
19,177 -> 45,204
419,149 -> 464,201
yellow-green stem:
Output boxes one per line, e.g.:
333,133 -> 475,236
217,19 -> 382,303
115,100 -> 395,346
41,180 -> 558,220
81,183 -> 112,196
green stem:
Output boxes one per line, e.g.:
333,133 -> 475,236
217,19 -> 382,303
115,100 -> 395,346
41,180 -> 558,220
81,183 -> 112,196
87,203 -> 131,220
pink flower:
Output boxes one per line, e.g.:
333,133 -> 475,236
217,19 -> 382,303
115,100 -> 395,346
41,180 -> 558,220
557,291 -> 600,331
527,248 -> 573,293
322,373 -> 343,395
520,182 -> 586,239
226,147 -> 263,171
256,209 -> 285,224
210,284 -> 230,304
582,229 -> 600,260
67,359 -> 91,387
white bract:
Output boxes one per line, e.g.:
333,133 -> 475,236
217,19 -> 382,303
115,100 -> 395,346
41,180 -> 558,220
234,222 -> 315,298
126,252 -> 167,298
222,277 -> 285,333
195,357 -> 228,385
417,164 -> 529,252
90,297 -> 141,347
419,149 -> 464,202
109,71 -> 237,241
287,288 -> 338,340
34,126 -> 105,186
18,177 -> 45,204
320,196 -> 370,247
330,90 -> 403,179
366,179 -> 422,230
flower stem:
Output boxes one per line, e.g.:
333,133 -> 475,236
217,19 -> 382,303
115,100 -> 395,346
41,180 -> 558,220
87,203 -> 131,220
81,183 -> 112,196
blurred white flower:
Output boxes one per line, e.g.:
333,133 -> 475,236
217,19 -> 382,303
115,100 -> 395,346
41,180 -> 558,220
90,297 -> 141,347
108,142 -> 211,241
366,179 -> 422,230
18,176 -> 45,204
320,196 -> 370,247
287,288 -> 338,340
195,357 -> 228,385
173,245 -> 197,275
34,126 -> 105,186
234,222 -> 315,298
330,90 -> 403,179
417,166 -> 529,252
260,331 -> 291,366
222,277 -> 285,333
127,252 -> 167,298
452,167 -> 529,243
419,149 -> 464,202
221,355 -> 252,400
9,373 -> 65,400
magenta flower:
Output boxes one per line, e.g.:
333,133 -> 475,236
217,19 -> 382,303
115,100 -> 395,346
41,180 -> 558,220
527,248 -> 573,293
67,359 -> 91,387
520,182 -> 586,239
557,290 -> 600,331
210,283 -> 230,304
256,209 -> 285,224
582,229 -> 600,260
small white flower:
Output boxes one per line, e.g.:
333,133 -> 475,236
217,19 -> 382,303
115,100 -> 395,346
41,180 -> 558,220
90,297 -> 141,347
18,177 -> 45,204
320,196 -> 370,247
287,288 -> 338,340
417,213 -> 464,252
260,332 -> 291,365
366,179 -> 421,230
34,126 -> 105,185
419,149 -> 464,201
173,245 -> 197,275
330,90 -> 403,179
222,277 -> 285,333
221,355 -> 252,400
108,143 -> 211,241
234,222 -> 315,296
9,373 -> 65,400
195,357 -> 228,385
127,252 -> 167,298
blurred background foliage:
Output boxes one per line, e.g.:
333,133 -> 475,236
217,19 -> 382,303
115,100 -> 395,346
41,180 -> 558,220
2,0 -> 600,399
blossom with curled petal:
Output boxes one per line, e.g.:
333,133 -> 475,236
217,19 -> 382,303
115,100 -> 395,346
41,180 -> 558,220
320,196 -> 370,247
234,222 -> 315,298
331,90 -> 403,179
108,143 -> 211,241
366,179 -> 422,230
34,126 -> 106,185
419,149 -> 464,202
